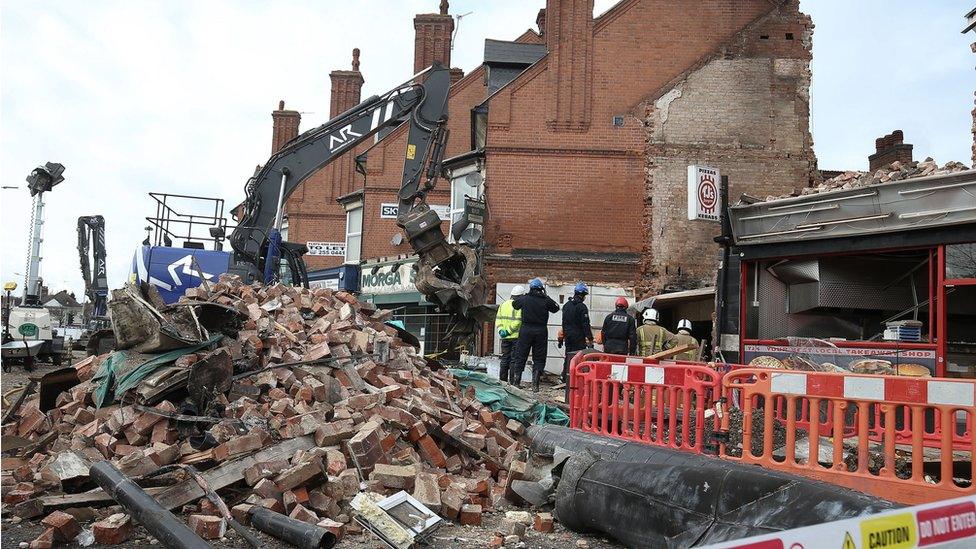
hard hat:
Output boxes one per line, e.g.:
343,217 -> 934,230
510,285 -> 527,298
642,308 -> 660,322
677,319 -> 692,332
529,278 -> 544,290
615,296 -> 628,308
574,282 -> 589,294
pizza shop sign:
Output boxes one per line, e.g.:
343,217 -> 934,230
687,165 -> 721,222
361,260 -> 417,295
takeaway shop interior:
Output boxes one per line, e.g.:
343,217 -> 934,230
740,242 -> 976,378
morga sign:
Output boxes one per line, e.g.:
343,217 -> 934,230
361,260 -> 417,295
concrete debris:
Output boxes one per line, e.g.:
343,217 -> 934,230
2,274 -> 531,544
766,158 -> 970,201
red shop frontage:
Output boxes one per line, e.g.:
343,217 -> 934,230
715,169 -> 976,379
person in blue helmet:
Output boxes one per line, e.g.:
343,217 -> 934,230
511,277 -> 559,391
560,282 -> 593,383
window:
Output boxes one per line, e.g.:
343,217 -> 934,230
946,243 -> 976,279
448,163 -> 484,243
345,206 -> 362,264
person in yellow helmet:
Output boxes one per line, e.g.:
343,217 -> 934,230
637,307 -> 674,356
496,285 -> 525,382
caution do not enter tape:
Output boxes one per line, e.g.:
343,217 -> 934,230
701,496 -> 976,549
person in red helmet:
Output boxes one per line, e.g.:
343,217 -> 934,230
600,296 -> 637,355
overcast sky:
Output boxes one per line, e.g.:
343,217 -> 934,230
1,0 -> 972,304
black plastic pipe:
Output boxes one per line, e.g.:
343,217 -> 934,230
89,461 -> 212,549
249,507 -> 336,549
530,425 -> 899,548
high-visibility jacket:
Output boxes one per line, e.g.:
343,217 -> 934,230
667,332 -> 699,360
496,299 -> 522,340
637,323 -> 674,356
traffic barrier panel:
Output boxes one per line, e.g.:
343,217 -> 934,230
569,357 -> 722,453
570,352 -> 972,451
719,368 -> 975,505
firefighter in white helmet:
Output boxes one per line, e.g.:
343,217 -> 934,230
666,319 -> 699,360
636,308 -> 674,356
496,285 -> 526,382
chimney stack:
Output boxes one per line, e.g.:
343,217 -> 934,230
329,48 -> 365,118
545,0 -> 594,131
413,1 -> 454,73
271,100 -> 301,154
868,130 -> 913,171
536,8 -> 547,36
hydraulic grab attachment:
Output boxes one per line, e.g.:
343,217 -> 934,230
229,63 -> 489,333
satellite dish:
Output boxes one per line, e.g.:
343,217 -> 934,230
460,227 -> 483,246
464,172 -> 483,188
390,233 -> 404,246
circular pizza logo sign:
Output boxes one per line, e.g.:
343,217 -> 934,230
18,323 -> 38,337
698,175 -> 717,214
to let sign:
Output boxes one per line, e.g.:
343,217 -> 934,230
687,165 -> 721,222
306,242 -> 346,257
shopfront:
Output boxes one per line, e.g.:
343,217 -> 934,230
718,169 -> 976,378
358,256 -> 455,358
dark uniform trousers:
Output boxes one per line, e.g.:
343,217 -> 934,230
562,338 -> 587,382
512,324 -> 548,383
499,338 -> 516,382
603,339 -> 629,355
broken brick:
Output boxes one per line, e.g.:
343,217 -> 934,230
92,513 -> 133,545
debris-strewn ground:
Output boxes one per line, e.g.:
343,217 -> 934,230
0,277 -> 620,548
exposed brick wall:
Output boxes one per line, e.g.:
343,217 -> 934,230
868,130 -> 913,171
636,0 -> 816,296
481,0 -> 791,295
270,101 -> 300,155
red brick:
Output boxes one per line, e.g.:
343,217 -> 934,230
288,504 -> 318,525
459,504 -> 482,526
533,512 -> 554,533
41,511 -> 81,542
188,514 -> 225,540
92,513 -> 133,545
416,435 -> 447,468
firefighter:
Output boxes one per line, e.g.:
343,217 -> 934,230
667,319 -> 699,360
495,285 -> 525,382
512,278 -> 559,392
637,308 -> 674,356
601,297 -> 637,354
560,282 -> 594,383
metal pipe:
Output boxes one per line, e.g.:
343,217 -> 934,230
89,461 -> 212,549
249,507 -> 336,549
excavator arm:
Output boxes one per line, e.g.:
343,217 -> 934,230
229,64 -> 452,285
77,215 -> 108,318
228,62 -> 489,333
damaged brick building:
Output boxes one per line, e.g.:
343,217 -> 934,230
264,0 -> 817,363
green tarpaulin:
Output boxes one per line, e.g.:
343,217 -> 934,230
92,336 -> 221,408
448,369 -> 569,426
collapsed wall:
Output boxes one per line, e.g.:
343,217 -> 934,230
637,0 -> 817,296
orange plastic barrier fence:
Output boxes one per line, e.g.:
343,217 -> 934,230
719,368 -> 975,505
568,356 -> 722,453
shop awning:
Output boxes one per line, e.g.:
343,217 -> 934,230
650,286 -> 715,305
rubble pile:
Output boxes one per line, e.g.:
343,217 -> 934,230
765,158 -> 970,201
2,275 -> 532,546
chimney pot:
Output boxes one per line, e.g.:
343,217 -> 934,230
440,0 -> 448,15
278,100 -> 285,111
352,48 -> 360,71
537,8 -> 546,35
